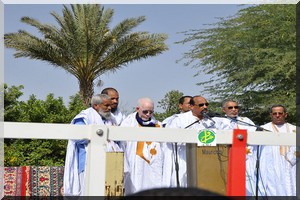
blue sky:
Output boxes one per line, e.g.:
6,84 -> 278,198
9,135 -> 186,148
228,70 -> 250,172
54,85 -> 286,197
4,4 -> 246,112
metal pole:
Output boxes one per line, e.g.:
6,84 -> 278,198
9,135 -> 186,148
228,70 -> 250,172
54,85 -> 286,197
186,143 -> 197,187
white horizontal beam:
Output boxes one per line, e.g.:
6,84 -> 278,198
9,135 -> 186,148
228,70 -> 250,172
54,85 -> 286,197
3,122 -> 102,140
3,122 -> 296,146
108,126 -> 296,146
246,131 -> 296,146
108,126 -> 198,143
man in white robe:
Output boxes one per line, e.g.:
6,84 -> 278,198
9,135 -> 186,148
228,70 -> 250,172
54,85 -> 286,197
101,87 -> 126,126
259,104 -> 297,196
162,95 -> 192,127
121,97 -> 167,195
164,95 -> 220,188
63,94 -> 122,196
212,99 -> 260,196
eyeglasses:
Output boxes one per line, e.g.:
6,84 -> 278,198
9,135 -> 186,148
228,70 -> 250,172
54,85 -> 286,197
142,110 -> 154,115
227,106 -> 239,109
197,103 -> 209,107
272,112 -> 284,116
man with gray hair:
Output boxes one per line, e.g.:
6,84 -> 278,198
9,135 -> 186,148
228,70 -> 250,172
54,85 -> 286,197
63,94 -> 122,196
218,98 -> 257,130
213,98 -> 259,196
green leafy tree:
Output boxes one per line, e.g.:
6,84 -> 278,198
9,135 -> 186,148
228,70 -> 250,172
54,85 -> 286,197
4,84 -> 87,166
5,4 -> 168,105
4,84 -> 25,122
155,90 -> 184,122
155,90 -> 225,122
176,5 -> 296,125
67,93 -> 88,122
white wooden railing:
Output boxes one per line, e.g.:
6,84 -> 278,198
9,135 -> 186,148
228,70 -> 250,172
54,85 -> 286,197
3,122 -> 297,196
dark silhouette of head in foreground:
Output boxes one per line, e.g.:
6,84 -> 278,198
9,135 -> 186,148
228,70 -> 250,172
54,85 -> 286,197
119,187 -> 234,200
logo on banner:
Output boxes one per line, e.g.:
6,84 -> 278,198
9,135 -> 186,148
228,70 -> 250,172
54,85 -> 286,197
197,129 -> 216,146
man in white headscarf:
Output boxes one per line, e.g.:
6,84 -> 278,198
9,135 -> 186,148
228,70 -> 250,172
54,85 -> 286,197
63,94 -> 122,196
121,97 -> 167,195
259,104 -> 297,196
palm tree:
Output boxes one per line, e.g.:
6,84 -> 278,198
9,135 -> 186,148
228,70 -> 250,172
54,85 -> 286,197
5,4 -> 168,104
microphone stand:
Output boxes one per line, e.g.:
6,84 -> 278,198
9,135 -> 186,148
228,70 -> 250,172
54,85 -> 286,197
255,146 -> 260,200
226,116 -> 269,131
174,142 -> 180,188
184,120 -> 200,129
226,116 -> 270,199
202,112 -> 216,126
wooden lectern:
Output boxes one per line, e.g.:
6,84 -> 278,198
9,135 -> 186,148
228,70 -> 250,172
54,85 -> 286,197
105,152 -> 124,196
187,144 -> 229,195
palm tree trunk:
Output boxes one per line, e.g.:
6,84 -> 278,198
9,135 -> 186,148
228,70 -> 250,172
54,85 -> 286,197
79,79 -> 94,106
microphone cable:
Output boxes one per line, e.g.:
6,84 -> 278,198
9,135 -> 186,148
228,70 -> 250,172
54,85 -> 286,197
226,115 -> 270,199
226,116 -> 269,131
172,119 -> 201,188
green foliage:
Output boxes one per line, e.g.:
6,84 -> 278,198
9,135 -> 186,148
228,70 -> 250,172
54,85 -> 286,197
4,84 -> 25,122
4,139 -> 66,166
155,90 -> 184,121
4,84 -> 87,167
5,4 -> 168,104
176,5 -> 296,125
67,93 -> 88,122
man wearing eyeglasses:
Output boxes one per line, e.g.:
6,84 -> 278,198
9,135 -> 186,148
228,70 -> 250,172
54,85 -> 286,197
258,104 -> 296,196
120,97 -> 167,195
163,95 -> 218,188
214,99 -> 260,196
219,99 -> 257,130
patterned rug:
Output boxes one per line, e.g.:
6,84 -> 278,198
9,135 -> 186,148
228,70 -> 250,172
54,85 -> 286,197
4,166 -> 28,196
4,161 -> 123,196
4,166 -> 64,196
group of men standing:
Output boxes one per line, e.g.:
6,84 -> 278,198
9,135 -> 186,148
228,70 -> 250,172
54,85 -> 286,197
63,89 -> 297,197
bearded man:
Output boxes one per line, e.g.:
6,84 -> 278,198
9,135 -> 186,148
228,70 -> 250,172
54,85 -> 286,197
63,94 -> 122,196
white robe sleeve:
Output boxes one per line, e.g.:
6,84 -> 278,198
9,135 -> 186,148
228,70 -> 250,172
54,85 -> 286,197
162,142 -> 174,187
123,141 -> 137,195
63,140 -> 83,196
106,140 -> 123,152
285,146 -> 297,166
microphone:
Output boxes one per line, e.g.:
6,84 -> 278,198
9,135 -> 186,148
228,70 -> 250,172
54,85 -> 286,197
201,110 -> 216,125
204,111 -> 222,117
